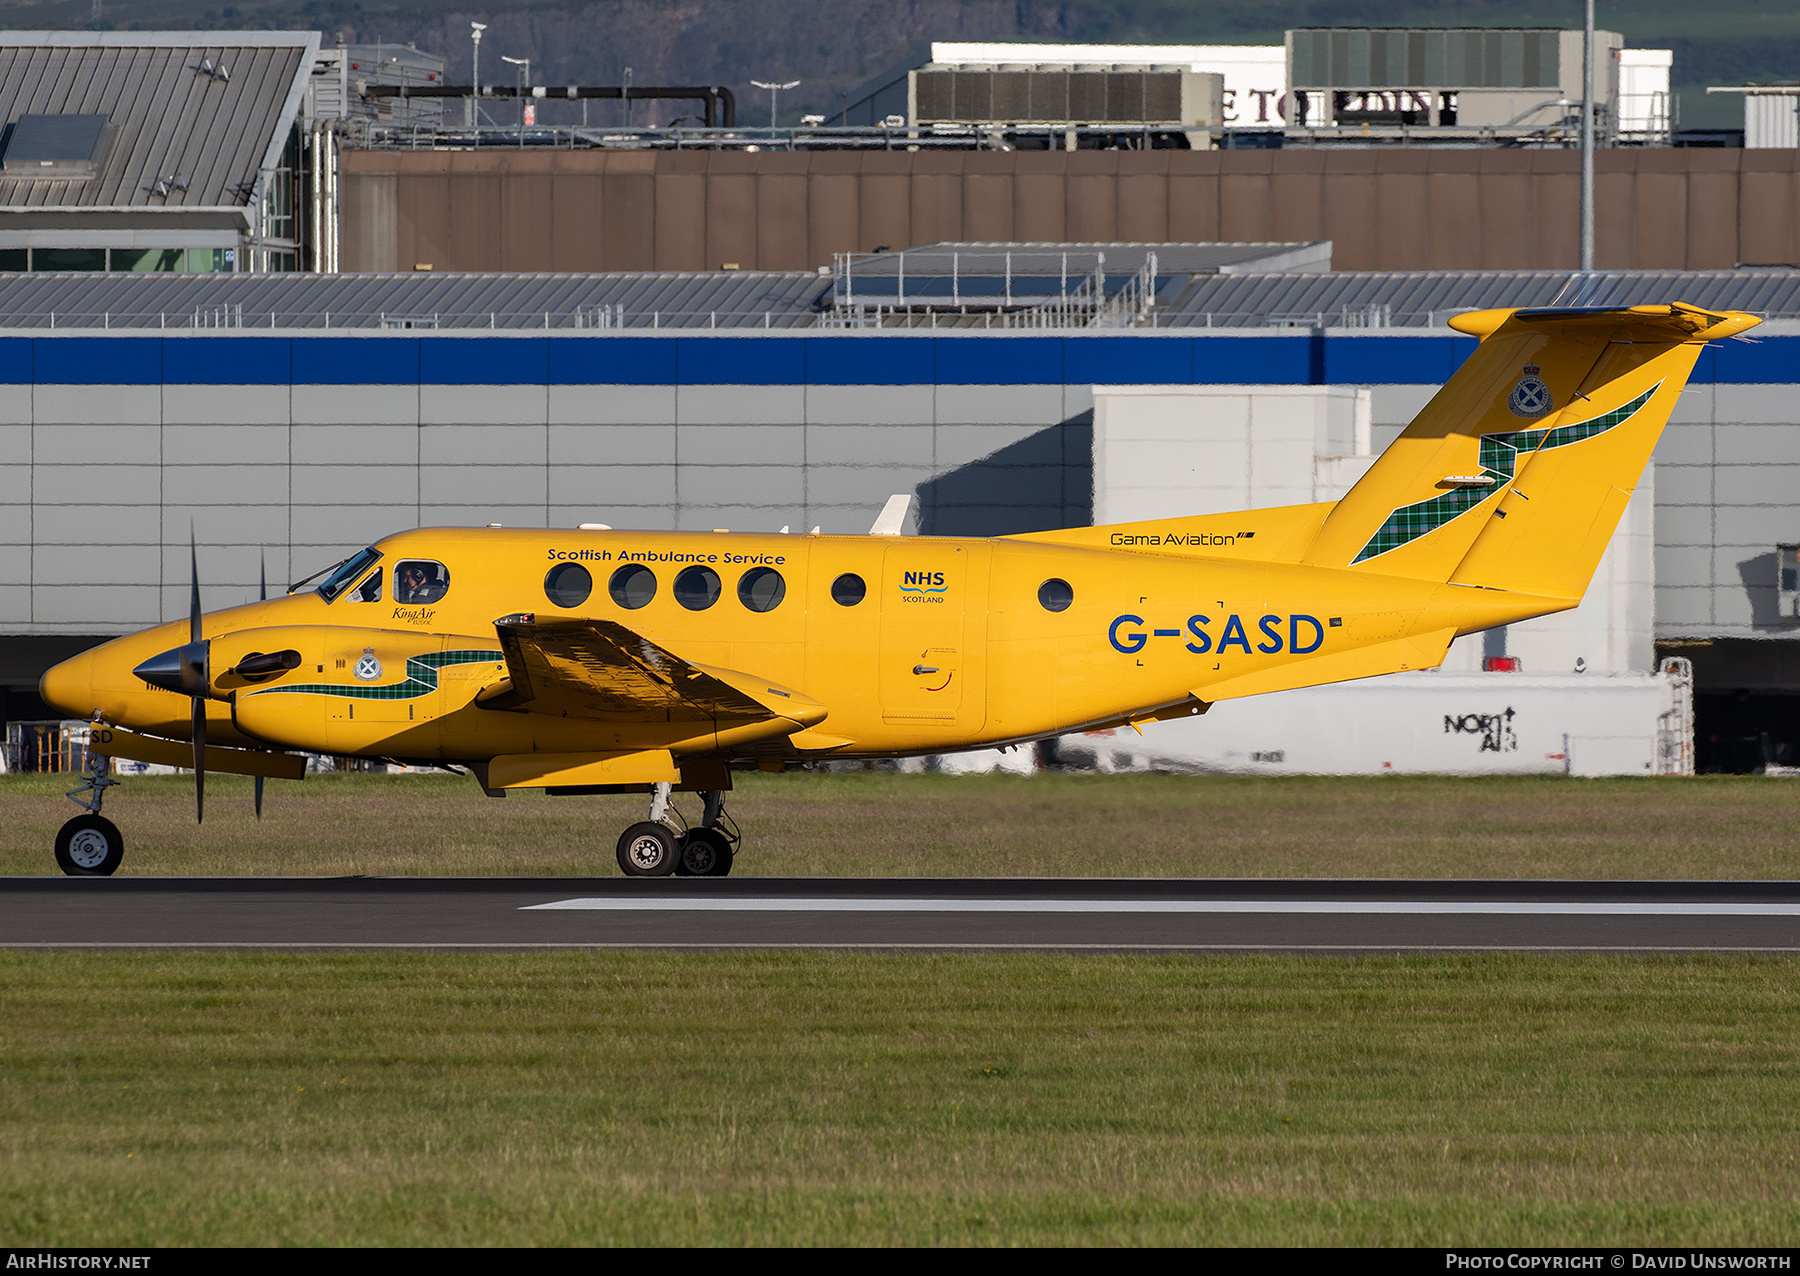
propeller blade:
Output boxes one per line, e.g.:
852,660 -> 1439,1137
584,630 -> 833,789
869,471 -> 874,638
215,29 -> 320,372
189,529 -> 202,646
191,694 -> 206,825
255,549 -> 269,821
189,526 -> 207,824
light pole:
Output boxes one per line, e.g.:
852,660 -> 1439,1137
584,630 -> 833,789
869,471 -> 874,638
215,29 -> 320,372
468,22 -> 485,129
501,55 -> 530,134
752,79 -> 800,129
1580,0 -> 1595,272
623,67 -> 633,127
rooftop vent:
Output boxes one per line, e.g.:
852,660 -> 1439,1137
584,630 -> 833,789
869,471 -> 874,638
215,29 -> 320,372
2,114 -> 110,180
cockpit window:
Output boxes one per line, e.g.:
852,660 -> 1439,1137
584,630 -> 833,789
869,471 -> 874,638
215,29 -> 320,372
353,566 -> 384,603
395,560 -> 450,604
315,547 -> 382,603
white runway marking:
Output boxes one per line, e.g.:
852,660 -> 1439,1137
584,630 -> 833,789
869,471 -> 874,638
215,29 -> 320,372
522,897 -> 1800,916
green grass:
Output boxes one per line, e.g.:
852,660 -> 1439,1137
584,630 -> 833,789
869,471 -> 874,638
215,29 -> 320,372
2,951 -> 1798,1245
7,772 -> 1797,1244
6,769 -> 1800,879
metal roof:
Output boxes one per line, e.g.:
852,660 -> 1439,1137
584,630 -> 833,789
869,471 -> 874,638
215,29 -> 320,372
1161,270 -> 1800,327
5,266 -> 1800,331
0,31 -> 317,211
0,269 -> 834,329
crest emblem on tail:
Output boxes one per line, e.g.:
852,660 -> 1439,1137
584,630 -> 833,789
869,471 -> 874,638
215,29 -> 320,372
1508,364 -> 1554,418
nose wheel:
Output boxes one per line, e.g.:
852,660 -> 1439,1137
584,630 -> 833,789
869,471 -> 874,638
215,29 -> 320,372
56,746 -> 125,876
56,814 -> 125,877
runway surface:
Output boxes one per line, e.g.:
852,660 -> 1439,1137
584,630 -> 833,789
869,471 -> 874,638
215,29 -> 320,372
3,876 -> 1800,951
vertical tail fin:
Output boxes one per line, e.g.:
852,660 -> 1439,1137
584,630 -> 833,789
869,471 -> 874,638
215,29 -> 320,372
1301,304 -> 1758,596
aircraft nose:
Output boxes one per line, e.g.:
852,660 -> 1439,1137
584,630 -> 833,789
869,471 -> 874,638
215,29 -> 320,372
39,647 -> 98,719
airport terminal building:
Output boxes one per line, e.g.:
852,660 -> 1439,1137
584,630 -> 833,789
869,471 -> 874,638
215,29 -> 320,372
2,261 -> 1799,773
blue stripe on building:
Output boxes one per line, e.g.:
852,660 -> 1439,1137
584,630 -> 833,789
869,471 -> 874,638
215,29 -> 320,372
1,333 -> 1792,386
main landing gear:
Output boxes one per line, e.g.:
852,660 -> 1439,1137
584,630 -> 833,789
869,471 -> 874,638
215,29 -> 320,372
615,784 -> 738,878
56,750 -> 125,877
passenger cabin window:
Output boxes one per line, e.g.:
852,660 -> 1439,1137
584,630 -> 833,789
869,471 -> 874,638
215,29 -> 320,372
739,567 -> 785,612
314,547 -> 382,603
609,564 -> 656,609
831,573 -> 866,606
544,563 -> 593,608
353,567 -> 384,603
674,565 -> 721,610
395,560 -> 450,604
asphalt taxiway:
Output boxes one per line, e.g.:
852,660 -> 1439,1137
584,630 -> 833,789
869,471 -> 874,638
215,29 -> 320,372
2,877 -> 1799,951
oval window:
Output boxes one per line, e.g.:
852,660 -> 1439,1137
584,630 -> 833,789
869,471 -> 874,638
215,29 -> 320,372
544,562 -> 593,608
673,565 -> 722,611
738,567 -> 786,613
608,564 -> 657,609
831,573 -> 866,606
1038,578 -> 1074,612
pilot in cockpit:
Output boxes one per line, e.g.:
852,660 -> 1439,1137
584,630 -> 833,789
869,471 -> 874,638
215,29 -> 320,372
396,561 -> 448,605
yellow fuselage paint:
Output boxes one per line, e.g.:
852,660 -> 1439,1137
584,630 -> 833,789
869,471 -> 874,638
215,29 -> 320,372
45,523 -> 1561,766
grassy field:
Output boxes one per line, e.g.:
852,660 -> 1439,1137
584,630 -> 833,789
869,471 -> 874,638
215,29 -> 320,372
2,950 -> 1798,1246
7,772 -> 1799,1245
5,769 -> 1800,879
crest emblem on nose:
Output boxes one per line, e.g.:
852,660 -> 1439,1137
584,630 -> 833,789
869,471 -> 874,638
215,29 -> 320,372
353,648 -> 382,682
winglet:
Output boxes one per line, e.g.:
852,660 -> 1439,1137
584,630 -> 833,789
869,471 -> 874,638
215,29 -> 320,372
869,494 -> 913,536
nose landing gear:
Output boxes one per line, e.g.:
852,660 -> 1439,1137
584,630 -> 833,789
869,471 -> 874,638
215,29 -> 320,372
56,750 -> 125,877
613,783 -> 738,877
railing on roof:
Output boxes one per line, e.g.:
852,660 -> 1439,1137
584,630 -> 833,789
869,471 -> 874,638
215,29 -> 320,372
0,307 -> 819,331
822,248 -> 1160,330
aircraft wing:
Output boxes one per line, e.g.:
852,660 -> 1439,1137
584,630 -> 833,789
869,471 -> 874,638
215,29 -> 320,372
479,613 -> 826,728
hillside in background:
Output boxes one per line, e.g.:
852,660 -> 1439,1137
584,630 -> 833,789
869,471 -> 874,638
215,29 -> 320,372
0,0 -> 1795,128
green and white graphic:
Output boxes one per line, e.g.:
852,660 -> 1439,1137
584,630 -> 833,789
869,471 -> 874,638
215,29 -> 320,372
1353,382 -> 1661,565
249,649 -> 503,702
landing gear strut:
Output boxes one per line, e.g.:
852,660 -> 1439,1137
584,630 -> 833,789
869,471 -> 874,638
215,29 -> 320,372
613,783 -> 738,878
56,749 -> 125,877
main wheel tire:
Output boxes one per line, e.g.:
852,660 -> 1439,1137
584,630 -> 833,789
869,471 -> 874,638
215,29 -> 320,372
616,822 -> 678,877
678,828 -> 734,878
55,814 -> 124,877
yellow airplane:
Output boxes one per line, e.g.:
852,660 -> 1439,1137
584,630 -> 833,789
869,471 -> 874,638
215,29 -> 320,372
37,303 -> 1758,877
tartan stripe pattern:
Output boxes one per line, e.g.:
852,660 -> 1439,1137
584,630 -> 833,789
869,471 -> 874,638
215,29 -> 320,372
1351,382 -> 1661,565
249,649 -> 503,702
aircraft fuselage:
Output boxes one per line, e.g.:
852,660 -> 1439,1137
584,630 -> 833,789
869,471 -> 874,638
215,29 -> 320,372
44,523 -> 1557,767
